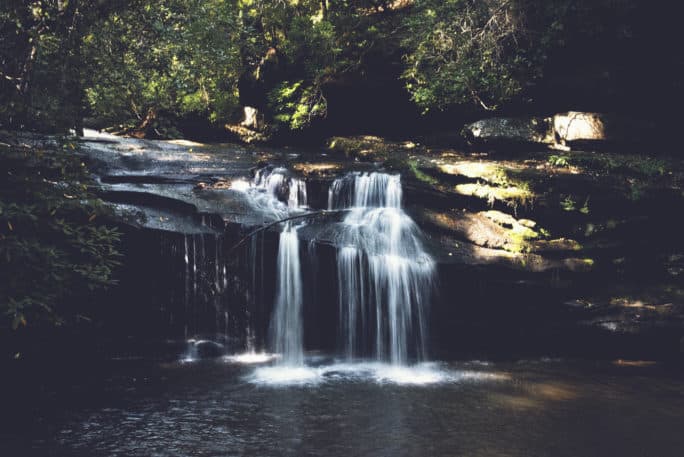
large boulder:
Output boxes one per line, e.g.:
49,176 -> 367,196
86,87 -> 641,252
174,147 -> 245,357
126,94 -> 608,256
463,112 -> 656,150
553,112 -> 605,144
553,111 -> 655,147
462,117 -> 553,147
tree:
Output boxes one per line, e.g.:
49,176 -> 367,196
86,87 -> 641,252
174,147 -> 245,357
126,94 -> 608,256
401,0 -> 566,112
83,0 -> 243,135
0,0 -> 132,132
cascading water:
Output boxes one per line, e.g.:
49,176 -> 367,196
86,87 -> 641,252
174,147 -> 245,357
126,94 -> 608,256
328,172 -> 436,365
271,223 -> 304,365
248,167 -> 308,365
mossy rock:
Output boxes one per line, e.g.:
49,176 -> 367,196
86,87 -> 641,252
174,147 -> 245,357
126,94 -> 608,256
454,182 -> 534,207
327,136 -> 419,162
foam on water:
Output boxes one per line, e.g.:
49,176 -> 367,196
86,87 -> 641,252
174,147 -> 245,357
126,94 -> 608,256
224,352 -> 280,364
248,360 -> 509,387
250,365 -> 321,386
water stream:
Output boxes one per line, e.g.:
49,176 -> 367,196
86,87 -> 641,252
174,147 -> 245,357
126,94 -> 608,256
250,166 -> 308,366
329,172 -> 436,364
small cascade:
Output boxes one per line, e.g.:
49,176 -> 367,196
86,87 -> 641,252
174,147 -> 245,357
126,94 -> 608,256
251,166 -> 308,216
328,172 -> 435,365
248,167 -> 308,364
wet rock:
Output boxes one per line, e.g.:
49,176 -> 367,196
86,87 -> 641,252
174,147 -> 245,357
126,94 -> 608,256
190,339 -> 225,358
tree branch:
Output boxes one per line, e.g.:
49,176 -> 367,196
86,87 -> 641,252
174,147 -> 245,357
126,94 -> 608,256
228,208 -> 351,253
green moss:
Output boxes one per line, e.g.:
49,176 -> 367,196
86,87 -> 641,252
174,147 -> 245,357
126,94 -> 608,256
505,224 -> 539,253
327,136 -> 390,161
440,161 -> 534,207
455,182 -> 534,207
408,159 -> 439,185
439,162 -> 507,185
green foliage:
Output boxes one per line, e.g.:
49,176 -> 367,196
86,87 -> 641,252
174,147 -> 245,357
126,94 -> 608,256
0,139 -> 121,331
0,0 -> 89,131
83,0 -> 242,130
401,0 -> 570,111
548,154 -> 571,168
267,80 -> 327,130
560,195 -> 576,212
1,0 -> 667,132
560,195 -> 590,213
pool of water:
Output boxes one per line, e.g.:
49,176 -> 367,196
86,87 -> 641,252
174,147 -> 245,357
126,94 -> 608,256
2,356 -> 683,456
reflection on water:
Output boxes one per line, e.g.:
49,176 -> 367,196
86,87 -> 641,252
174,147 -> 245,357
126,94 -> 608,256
2,358 -> 684,457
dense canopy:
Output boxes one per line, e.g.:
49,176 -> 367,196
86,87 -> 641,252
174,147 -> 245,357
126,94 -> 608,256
2,0 -> 679,136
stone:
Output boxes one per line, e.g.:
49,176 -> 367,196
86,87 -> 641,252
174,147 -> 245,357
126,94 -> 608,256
553,112 -> 606,144
192,339 -> 225,358
463,112 -> 654,150
462,117 -> 553,146
552,111 -> 654,146
241,106 -> 265,130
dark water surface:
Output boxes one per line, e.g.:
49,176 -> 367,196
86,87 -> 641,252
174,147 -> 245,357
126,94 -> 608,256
2,357 -> 683,457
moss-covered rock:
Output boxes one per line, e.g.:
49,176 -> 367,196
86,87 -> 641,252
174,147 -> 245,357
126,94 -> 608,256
327,135 -> 421,162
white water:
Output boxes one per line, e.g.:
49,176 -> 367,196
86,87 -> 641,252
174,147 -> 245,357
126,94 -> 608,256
248,361 -> 507,387
251,166 -> 308,216
271,223 -> 305,365
249,167 -> 308,365
329,172 -> 436,365
234,169 -> 437,382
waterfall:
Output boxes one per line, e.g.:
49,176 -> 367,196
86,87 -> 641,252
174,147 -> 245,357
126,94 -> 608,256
249,167 -> 308,364
329,172 -> 435,365
271,223 -> 304,365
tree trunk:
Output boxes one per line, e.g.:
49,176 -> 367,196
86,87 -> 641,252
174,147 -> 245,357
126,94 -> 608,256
131,108 -> 157,138
18,43 -> 38,95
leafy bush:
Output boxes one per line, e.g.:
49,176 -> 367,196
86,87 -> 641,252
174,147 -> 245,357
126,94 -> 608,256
0,138 -> 121,331
548,154 -> 571,167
